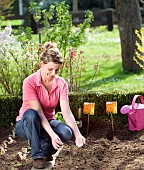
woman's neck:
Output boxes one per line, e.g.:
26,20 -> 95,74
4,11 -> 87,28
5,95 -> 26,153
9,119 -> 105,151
42,77 -> 53,84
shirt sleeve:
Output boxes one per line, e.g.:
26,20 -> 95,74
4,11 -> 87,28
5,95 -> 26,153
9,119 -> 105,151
60,81 -> 69,100
22,78 -> 38,101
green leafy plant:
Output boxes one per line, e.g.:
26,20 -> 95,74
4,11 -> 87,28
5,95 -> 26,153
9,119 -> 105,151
62,47 -> 98,92
29,1 -> 94,63
28,1 -> 95,91
55,112 -> 65,123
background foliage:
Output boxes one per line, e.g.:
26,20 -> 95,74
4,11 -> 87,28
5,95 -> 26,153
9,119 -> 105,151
0,0 -> 15,16
0,1 -> 94,95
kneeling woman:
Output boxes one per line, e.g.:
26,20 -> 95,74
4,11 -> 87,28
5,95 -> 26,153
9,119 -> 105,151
15,41 -> 85,169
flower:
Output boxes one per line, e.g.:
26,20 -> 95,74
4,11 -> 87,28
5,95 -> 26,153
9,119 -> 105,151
0,25 -> 18,51
72,74 -> 76,77
71,84 -> 74,87
94,64 -> 98,70
70,50 -> 76,59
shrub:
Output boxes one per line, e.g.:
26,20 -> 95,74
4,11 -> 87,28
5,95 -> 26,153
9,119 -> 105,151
0,91 -> 143,127
0,2 -> 95,95
0,95 -> 22,127
0,25 -> 39,95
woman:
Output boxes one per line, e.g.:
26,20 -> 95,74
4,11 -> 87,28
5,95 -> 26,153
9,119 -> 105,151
15,42 -> 85,169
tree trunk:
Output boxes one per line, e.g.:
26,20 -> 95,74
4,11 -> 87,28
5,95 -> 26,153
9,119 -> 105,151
103,0 -> 111,8
115,0 -> 142,72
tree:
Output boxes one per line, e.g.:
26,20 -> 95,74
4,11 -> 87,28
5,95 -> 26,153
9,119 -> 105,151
115,0 -> 142,72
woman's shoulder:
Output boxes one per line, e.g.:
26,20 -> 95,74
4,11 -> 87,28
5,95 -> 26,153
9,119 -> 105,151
23,70 -> 40,85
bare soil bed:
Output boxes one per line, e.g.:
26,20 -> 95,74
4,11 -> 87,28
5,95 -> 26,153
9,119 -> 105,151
1,120 -> 144,170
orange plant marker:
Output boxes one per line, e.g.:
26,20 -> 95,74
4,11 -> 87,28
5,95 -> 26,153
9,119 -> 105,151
83,102 -> 95,135
83,102 -> 95,115
106,101 -> 117,133
106,101 -> 117,114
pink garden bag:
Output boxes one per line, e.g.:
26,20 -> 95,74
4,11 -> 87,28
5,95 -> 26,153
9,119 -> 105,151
120,95 -> 144,131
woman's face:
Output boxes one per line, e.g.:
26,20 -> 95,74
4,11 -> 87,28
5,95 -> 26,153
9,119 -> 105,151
40,61 -> 61,80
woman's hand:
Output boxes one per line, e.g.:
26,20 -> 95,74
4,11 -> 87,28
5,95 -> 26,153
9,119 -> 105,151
75,135 -> 86,148
51,134 -> 63,150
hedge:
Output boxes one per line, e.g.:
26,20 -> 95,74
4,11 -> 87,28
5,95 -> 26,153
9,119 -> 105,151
0,95 -> 22,127
0,91 -> 144,127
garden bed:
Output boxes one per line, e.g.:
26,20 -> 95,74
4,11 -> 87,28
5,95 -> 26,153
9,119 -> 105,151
1,120 -> 144,170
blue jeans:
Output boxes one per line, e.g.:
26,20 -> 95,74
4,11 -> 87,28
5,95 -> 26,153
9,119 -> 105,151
15,109 -> 73,159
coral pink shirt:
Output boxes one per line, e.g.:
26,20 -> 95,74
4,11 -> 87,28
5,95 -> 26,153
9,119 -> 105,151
16,69 -> 69,121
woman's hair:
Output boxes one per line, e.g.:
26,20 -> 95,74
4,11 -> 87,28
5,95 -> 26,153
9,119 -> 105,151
40,41 -> 63,64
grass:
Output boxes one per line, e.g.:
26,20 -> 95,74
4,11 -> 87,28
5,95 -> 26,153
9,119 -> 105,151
0,19 -> 24,27
78,25 -> 144,93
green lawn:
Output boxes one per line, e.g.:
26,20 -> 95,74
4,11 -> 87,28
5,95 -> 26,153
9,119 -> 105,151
1,19 -> 24,26
78,25 -> 144,93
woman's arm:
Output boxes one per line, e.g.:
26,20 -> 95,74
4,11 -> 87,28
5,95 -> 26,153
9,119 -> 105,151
28,100 -> 63,149
60,100 -> 86,147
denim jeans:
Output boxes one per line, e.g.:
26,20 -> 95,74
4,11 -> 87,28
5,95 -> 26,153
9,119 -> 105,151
15,109 -> 73,159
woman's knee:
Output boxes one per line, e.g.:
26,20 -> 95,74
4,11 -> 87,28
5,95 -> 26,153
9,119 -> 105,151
57,123 -> 73,143
15,121 -> 27,139
63,126 -> 73,143
23,109 -> 40,122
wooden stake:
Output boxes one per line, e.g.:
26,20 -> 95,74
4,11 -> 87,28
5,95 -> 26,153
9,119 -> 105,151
110,113 -> 114,132
78,108 -> 82,120
87,114 -> 90,136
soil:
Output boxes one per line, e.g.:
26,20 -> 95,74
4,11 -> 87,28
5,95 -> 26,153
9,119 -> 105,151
1,120 -> 144,170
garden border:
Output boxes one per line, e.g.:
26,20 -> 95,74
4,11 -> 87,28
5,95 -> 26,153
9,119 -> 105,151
0,91 -> 144,127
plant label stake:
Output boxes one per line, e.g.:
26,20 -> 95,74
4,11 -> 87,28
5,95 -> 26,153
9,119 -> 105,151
76,108 -> 82,128
106,101 -> 117,133
83,102 -> 95,135
78,108 -> 82,120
